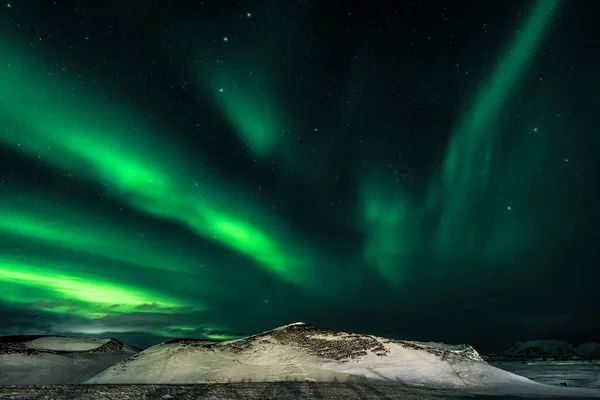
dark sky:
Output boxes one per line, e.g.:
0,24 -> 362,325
0,0 -> 598,352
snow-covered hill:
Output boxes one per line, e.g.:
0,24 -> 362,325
86,322 -> 576,394
0,334 -> 139,384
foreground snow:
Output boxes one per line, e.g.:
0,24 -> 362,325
0,335 -> 138,384
1,382 -> 598,399
85,323 -> 599,397
493,360 -> 600,389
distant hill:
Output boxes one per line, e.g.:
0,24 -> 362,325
0,334 -> 139,384
505,340 -> 574,357
483,339 -> 600,362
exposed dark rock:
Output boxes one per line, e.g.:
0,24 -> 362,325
154,323 -> 481,363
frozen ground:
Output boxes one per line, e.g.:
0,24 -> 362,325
0,383 -> 598,400
493,361 -> 600,389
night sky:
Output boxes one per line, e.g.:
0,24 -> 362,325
1,0 -> 599,352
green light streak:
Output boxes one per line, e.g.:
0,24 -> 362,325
430,0 -> 563,258
207,68 -> 283,158
0,40 -> 318,290
360,177 -> 416,284
0,259 -> 188,316
157,325 -> 242,341
203,333 -> 239,341
202,208 -> 301,274
186,3 -> 306,161
0,199 -> 196,275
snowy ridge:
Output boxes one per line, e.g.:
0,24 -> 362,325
86,322 -> 597,397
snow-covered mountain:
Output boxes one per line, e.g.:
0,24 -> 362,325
87,322 -> 550,390
0,334 -> 139,384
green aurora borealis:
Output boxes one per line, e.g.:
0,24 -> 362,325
1,0 -> 598,349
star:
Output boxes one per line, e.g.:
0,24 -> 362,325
507,206 -> 513,211
246,12 -> 252,18
564,158 -> 569,163
219,88 -> 224,93
7,3 -> 11,8
223,37 -> 229,42
533,127 -> 539,132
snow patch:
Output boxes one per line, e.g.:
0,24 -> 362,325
27,337 -> 110,352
